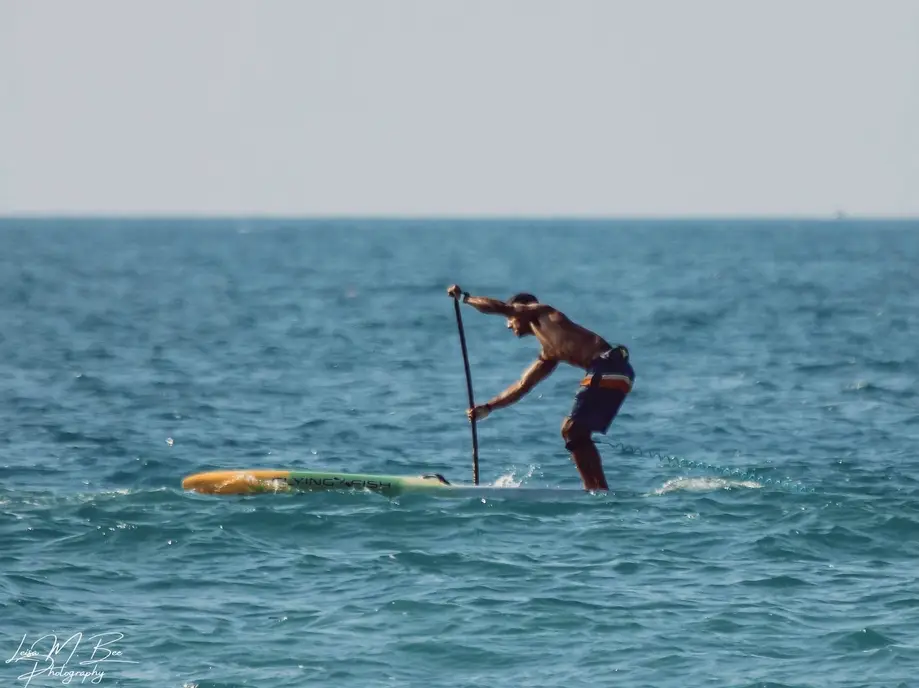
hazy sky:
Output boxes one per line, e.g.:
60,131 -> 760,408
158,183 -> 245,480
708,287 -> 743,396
1,1 -> 917,217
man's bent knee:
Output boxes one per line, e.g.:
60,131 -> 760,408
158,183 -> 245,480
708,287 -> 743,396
561,417 -> 593,452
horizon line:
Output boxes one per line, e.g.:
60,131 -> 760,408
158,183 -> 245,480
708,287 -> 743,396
2,212 -> 918,222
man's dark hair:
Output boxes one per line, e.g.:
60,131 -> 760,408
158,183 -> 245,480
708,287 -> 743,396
507,292 -> 538,305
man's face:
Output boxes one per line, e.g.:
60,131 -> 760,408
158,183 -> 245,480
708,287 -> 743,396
506,315 -> 528,337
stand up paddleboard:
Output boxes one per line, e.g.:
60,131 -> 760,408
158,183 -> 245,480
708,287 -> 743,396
182,469 -> 461,496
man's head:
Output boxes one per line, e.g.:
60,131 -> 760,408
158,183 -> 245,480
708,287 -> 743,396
506,292 -> 538,337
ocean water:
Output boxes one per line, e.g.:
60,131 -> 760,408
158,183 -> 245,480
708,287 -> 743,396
1,218 -> 918,688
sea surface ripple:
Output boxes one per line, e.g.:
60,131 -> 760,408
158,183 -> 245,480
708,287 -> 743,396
1,218 -> 918,687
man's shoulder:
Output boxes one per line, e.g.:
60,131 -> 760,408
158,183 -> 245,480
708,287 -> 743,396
539,304 -> 567,320
512,301 -> 556,317
527,301 -> 558,313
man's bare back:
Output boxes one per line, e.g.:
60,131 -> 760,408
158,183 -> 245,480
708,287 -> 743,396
524,308 -> 613,369
447,286 -> 635,491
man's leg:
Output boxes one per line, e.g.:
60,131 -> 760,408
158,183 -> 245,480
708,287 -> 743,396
561,417 -> 609,491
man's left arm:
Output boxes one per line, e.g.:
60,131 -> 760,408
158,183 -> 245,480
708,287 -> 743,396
484,358 -> 559,412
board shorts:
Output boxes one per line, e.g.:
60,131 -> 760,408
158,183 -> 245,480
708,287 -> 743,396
570,346 -> 634,434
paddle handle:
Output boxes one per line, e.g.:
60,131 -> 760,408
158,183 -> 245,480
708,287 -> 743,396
453,295 -> 480,485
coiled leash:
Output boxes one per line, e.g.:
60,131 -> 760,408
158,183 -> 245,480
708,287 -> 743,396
598,440 -> 816,494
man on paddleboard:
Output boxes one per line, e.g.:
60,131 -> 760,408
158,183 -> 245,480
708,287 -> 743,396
447,285 -> 634,491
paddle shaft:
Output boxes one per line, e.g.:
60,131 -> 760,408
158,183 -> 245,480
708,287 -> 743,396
453,295 -> 480,485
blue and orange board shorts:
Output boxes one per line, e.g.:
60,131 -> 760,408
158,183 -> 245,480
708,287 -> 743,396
570,346 -> 634,434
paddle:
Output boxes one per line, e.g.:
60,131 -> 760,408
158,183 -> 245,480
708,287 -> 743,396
452,293 -> 480,485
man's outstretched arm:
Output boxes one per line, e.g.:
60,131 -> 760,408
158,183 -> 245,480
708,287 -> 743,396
465,294 -> 516,316
447,284 -> 546,317
448,284 -> 513,315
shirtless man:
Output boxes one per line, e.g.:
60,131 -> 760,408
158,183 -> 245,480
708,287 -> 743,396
447,285 -> 635,491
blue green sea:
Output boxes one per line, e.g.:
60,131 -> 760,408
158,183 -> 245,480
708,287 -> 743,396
2,218 -> 918,687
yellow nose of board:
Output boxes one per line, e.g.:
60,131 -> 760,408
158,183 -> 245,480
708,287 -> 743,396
181,470 -> 292,495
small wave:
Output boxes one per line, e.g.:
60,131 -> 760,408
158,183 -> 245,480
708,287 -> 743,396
653,476 -> 762,495
741,574 -> 814,588
826,627 -> 898,651
78,487 -> 175,502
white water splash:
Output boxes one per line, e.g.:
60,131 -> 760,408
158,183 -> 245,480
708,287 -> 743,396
653,476 -> 762,495
492,464 -> 538,488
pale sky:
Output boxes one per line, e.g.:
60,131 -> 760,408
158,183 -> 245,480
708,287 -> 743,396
1,0 -> 917,217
